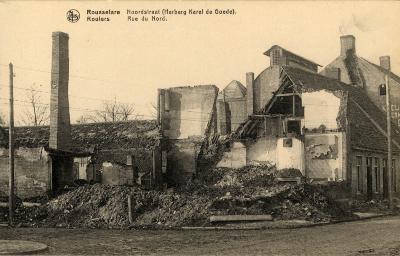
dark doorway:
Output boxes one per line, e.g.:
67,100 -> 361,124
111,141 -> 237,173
51,155 -> 74,195
366,157 -> 373,199
383,159 -> 389,198
51,156 -> 61,194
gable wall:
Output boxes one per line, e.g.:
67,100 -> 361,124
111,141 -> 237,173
253,66 -> 280,113
358,59 -> 400,129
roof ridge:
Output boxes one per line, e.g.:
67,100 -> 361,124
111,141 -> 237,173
281,65 -> 351,87
2,119 -> 157,130
359,57 -> 400,84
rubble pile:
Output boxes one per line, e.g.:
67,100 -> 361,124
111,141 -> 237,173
199,164 -> 348,222
15,184 -> 212,228
22,185 -> 135,228
6,164 -> 350,228
132,191 -> 212,227
350,199 -> 391,213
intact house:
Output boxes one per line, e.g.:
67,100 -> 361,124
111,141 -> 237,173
158,35 -> 400,199
322,35 -> 400,128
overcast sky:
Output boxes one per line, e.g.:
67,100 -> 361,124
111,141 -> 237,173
1,1 -> 399,124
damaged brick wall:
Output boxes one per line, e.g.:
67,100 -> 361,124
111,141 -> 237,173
226,99 -> 247,132
305,133 -> 344,181
160,85 -> 218,139
92,149 -> 153,184
159,85 -> 219,184
217,80 -> 247,134
302,90 -> 342,130
253,66 -> 280,113
0,147 -> 50,199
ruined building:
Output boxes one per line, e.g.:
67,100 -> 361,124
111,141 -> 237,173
1,33 -> 399,201
0,32 -> 159,199
157,85 -> 218,184
159,35 -> 400,199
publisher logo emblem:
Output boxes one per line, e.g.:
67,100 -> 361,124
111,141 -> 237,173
67,9 -> 80,23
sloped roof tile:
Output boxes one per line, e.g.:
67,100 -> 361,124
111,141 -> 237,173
0,120 -> 159,151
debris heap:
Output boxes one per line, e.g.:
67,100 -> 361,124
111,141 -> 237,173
2,164 -> 351,228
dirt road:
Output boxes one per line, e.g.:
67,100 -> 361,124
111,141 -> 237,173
1,216 -> 400,255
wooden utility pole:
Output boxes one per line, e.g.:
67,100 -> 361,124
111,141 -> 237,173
8,63 -> 15,225
386,73 -> 393,209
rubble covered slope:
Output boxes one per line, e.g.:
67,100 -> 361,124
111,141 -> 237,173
1,164 -> 353,228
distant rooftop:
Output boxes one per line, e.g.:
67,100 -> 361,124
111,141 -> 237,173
264,45 -> 322,67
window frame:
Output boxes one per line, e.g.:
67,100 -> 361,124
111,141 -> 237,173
374,157 -> 380,193
356,156 -> 363,193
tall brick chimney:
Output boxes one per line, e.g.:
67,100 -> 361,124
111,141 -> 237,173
340,35 -> 356,56
379,56 -> 391,71
49,32 -> 71,151
246,72 -> 254,116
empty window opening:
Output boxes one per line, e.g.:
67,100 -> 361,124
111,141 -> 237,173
269,95 -> 303,116
366,157 -> 373,198
287,120 -> 301,135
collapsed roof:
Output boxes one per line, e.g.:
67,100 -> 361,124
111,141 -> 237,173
237,65 -> 400,152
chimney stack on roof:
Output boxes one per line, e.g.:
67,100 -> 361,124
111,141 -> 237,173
49,31 -> 72,151
340,35 -> 356,57
379,56 -> 391,71
246,72 -> 255,116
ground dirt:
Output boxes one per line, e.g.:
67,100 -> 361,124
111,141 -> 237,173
1,215 -> 400,255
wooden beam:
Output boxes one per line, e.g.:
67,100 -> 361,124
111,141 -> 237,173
292,94 -> 296,117
210,214 -> 273,223
247,120 -> 260,136
276,93 -> 300,97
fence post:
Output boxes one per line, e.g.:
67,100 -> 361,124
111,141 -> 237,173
127,195 -> 134,224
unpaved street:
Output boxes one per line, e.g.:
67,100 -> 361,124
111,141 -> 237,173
1,216 -> 400,255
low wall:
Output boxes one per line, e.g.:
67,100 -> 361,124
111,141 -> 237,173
102,162 -> 134,186
276,137 -> 305,173
0,147 -> 50,199
92,149 -> 153,182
